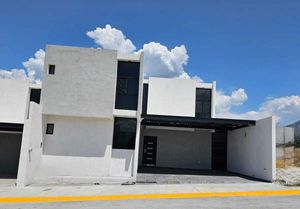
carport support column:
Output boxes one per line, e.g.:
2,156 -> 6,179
132,118 -> 141,180
132,52 -> 144,181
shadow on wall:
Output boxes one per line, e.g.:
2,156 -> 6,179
111,150 -> 133,171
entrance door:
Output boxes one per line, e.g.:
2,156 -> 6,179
142,136 -> 157,166
211,130 -> 227,170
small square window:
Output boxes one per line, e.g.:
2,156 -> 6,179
48,65 -> 55,75
46,123 -> 54,135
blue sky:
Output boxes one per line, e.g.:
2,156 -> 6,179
1,0 -> 300,125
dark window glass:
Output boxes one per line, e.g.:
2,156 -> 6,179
142,83 -> 148,115
46,123 -> 54,135
115,61 -> 140,110
49,65 -> 55,75
195,88 -> 212,118
113,118 -> 137,150
30,88 -> 41,104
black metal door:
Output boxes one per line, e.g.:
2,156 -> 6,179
142,136 -> 157,166
211,130 -> 227,170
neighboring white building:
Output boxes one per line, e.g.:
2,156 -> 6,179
0,79 -> 40,178
0,45 -> 276,186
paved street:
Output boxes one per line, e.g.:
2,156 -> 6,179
1,195 -> 300,209
0,182 -> 299,209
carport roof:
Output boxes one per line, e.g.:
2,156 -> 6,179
141,115 -> 255,130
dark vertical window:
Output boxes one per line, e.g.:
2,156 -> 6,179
29,88 -> 41,104
112,118 -> 137,150
115,61 -> 140,110
48,65 -> 55,75
142,83 -> 148,115
46,124 -> 54,135
195,88 -> 212,118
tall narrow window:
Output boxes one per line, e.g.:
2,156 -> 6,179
195,88 -> 212,118
112,118 -> 137,150
46,123 -> 54,135
48,65 -> 55,75
115,61 -> 140,110
29,88 -> 41,104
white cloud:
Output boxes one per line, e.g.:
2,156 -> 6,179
215,88 -> 248,114
23,49 -> 45,83
87,24 -> 136,54
140,42 -> 189,78
0,69 -> 28,80
215,90 -> 300,125
0,49 -> 45,84
87,25 -> 197,80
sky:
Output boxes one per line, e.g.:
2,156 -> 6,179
0,0 -> 300,125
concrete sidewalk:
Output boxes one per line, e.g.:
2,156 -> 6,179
0,182 -> 296,198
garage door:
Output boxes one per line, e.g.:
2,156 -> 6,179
0,133 -> 22,178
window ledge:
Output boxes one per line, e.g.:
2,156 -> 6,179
113,109 -> 137,118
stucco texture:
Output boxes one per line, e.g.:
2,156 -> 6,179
41,45 -> 118,119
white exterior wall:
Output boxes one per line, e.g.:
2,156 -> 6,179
0,79 -> 30,123
16,46 -> 146,185
140,127 -> 212,169
227,117 -> 276,181
110,150 -> 134,177
147,77 -> 196,117
41,45 -> 118,119
43,115 -> 113,158
17,102 -> 43,186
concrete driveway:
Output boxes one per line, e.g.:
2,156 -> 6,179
137,167 -> 264,184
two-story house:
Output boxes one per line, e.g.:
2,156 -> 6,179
0,45 -> 275,186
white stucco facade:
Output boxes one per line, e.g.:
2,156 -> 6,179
147,77 -> 197,117
0,79 -> 30,124
16,45 -> 144,186
42,45 -> 118,119
0,44 -> 276,186
227,117 -> 276,181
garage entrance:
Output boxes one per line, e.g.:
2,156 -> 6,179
0,133 -> 22,178
0,123 -> 23,178
138,115 -> 258,183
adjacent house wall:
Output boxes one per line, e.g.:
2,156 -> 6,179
17,102 -> 43,186
140,127 -> 212,169
41,45 -> 118,119
0,79 -> 29,123
227,117 -> 276,182
276,127 -> 294,145
276,127 -> 295,168
147,77 -> 196,117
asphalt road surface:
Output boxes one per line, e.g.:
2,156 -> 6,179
1,195 -> 300,209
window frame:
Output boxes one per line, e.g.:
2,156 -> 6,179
48,65 -> 55,75
112,117 -> 137,150
46,123 -> 54,135
115,61 -> 140,110
195,88 -> 212,118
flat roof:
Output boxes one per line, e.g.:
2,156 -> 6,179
141,115 -> 256,130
